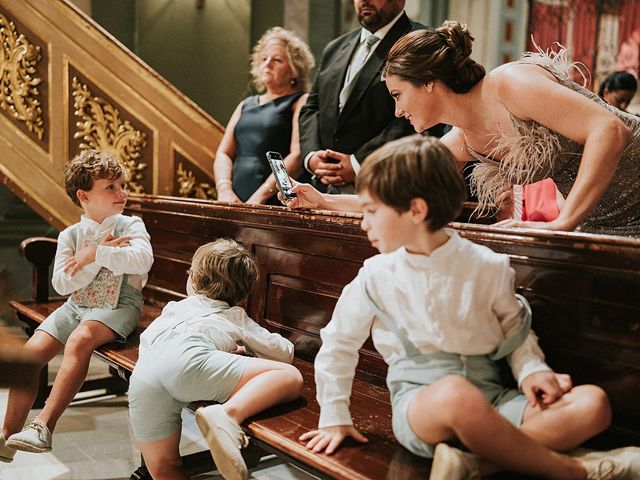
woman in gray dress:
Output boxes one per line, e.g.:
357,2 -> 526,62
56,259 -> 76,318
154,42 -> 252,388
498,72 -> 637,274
383,21 -> 640,237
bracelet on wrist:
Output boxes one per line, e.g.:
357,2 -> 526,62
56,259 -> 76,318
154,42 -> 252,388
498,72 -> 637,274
215,179 -> 233,187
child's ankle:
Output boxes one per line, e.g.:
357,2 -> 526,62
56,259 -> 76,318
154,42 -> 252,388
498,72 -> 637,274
34,416 -> 55,434
221,405 -> 242,425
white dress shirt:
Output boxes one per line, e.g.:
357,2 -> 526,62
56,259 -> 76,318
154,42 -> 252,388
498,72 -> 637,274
52,214 -> 153,296
140,294 -> 294,364
314,230 -> 552,428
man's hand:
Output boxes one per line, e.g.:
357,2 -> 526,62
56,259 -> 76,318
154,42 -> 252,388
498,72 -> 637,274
521,371 -> 573,407
299,425 -> 368,455
322,149 -> 356,185
309,150 -> 347,185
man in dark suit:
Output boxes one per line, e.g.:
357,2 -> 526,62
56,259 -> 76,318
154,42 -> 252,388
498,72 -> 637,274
299,0 -> 431,193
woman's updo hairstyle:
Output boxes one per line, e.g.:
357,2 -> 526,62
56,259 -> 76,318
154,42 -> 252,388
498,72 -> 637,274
384,20 -> 486,94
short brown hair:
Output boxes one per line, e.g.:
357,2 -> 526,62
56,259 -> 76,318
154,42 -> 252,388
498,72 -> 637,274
250,26 -> 315,93
190,239 -> 260,305
384,21 -> 485,94
64,150 -> 127,206
356,135 -> 466,232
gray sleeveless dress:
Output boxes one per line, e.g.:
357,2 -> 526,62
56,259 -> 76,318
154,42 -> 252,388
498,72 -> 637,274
468,49 -> 640,237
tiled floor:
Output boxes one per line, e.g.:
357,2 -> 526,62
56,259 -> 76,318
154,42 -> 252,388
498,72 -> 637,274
0,357 -> 317,480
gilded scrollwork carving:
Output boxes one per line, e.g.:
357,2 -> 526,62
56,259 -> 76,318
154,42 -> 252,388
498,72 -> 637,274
176,162 -> 215,199
0,14 -> 44,140
71,76 -> 148,193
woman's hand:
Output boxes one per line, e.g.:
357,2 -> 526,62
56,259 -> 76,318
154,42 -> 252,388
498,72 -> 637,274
495,185 -> 515,222
246,183 -> 277,205
299,425 -> 368,455
493,218 -> 571,231
279,181 -> 327,209
216,187 -> 243,204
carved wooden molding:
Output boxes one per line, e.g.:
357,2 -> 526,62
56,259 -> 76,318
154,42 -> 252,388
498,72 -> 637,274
71,76 -> 148,193
0,13 -> 44,140
176,162 -> 215,199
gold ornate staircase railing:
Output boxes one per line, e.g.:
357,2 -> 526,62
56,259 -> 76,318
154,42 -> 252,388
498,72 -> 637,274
0,0 -> 224,230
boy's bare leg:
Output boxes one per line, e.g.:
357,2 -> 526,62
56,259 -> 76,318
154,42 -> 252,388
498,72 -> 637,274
222,358 -> 303,424
138,430 -> 187,480
1,331 -> 63,438
407,375 -> 594,479
37,320 -> 118,432
520,384 -> 611,451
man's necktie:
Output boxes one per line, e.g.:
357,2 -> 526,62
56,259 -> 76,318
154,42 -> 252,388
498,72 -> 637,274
339,33 -> 380,110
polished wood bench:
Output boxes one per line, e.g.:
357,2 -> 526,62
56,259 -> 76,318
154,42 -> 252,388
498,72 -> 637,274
9,195 -> 640,479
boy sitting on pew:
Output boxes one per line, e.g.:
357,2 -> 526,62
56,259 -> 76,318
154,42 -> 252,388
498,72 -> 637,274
300,135 -> 640,479
128,238 -> 302,480
1,150 -> 153,461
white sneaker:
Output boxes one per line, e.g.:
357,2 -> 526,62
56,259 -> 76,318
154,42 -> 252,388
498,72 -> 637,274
430,443 -> 481,480
577,447 -> 640,480
5,418 -> 52,453
195,405 -> 249,480
0,432 -> 16,463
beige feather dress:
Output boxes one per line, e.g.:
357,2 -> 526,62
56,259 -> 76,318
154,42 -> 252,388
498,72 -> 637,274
467,48 -> 640,238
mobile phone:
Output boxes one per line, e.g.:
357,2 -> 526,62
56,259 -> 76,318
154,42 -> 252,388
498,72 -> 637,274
266,151 -> 296,200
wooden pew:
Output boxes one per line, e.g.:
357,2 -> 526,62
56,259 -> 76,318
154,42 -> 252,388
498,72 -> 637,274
9,194 -> 640,479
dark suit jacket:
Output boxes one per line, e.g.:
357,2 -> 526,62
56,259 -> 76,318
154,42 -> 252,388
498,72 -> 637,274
299,13 -> 422,170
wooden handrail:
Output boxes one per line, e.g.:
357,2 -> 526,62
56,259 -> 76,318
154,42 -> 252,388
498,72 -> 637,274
0,0 -> 224,230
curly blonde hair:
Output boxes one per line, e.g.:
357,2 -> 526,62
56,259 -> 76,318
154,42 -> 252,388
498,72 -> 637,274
64,150 -> 127,207
250,26 -> 315,93
190,239 -> 260,305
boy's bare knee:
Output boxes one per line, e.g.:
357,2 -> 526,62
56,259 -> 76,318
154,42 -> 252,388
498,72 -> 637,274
282,364 -> 304,398
430,375 -> 487,424
577,384 -> 611,431
65,328 -> 96,357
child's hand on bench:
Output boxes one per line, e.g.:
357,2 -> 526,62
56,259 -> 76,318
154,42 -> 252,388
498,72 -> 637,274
299,425 -> 368,455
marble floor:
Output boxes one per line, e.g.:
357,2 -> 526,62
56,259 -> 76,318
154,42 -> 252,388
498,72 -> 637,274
0,356 -> 317,480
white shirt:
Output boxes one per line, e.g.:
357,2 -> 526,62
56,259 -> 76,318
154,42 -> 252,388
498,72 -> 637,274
315,230 -> 552,428
52,214 -> 153,296
140,294 -> 294,364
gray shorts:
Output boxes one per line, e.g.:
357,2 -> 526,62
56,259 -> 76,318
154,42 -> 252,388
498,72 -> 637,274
128,332 -> 249,443
389,352 -> 528,459
38,283 -> 143,345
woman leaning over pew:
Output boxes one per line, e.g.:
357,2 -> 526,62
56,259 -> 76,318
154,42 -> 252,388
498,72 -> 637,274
285,21 -> 640,238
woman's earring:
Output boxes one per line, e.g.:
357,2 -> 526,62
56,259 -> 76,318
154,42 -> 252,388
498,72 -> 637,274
290,78 -> 297,86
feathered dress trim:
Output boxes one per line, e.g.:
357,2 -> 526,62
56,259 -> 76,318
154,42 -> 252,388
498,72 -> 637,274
469,44 -> 586,217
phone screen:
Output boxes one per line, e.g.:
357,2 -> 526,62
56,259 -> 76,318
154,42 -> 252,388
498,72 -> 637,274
266,151 -> 296,200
